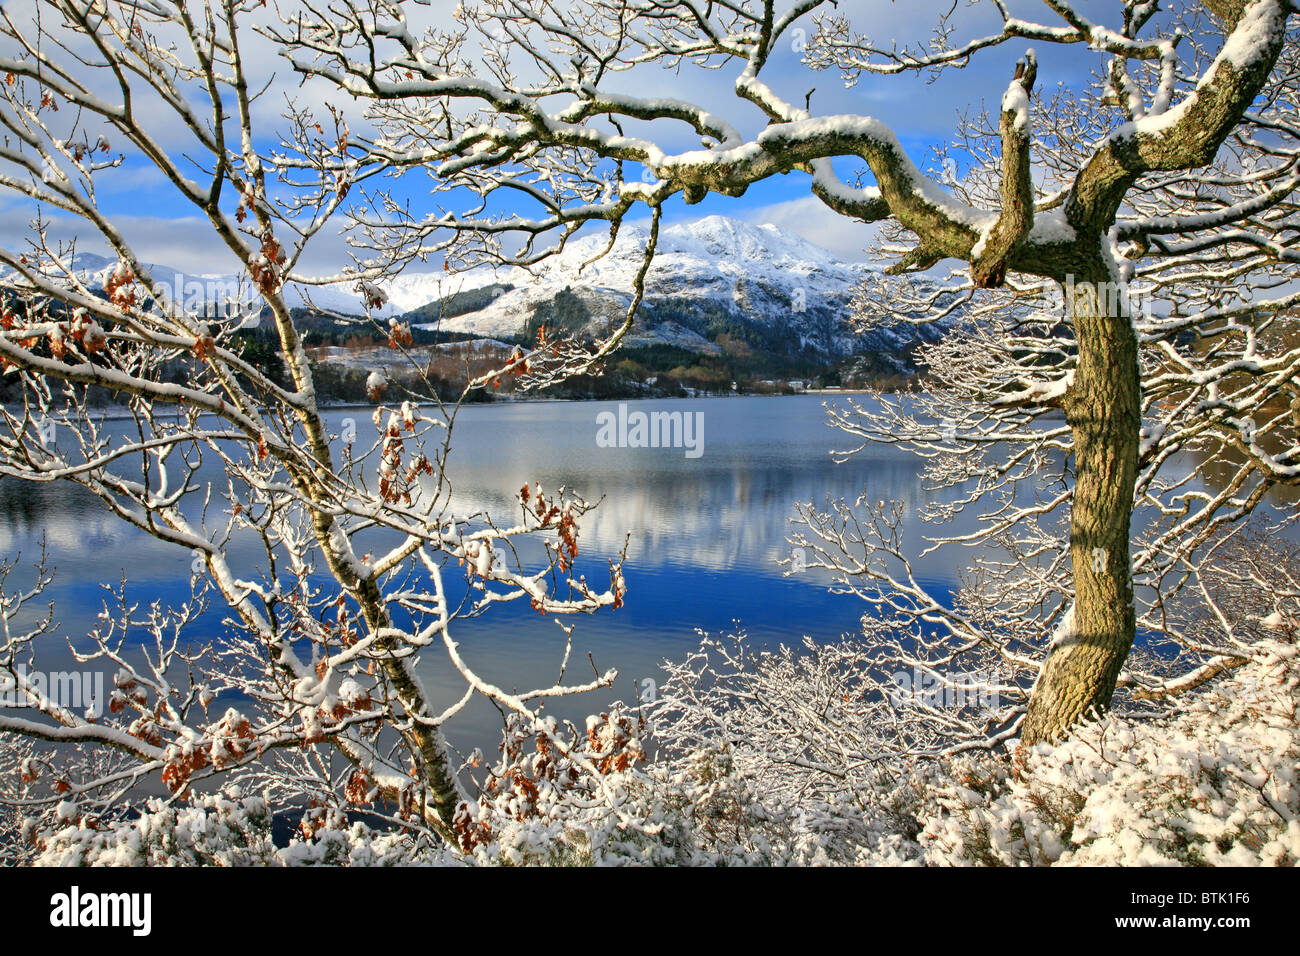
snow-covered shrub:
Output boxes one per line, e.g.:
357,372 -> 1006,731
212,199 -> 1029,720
27,790 -> 460,866
646,630 -> 935,863
0,804 -> 22,865
578,615 -> 1295,866
444,632 -> 934,866
16,635 -> 1297,867
28,791 -> 282,866
921,639 -> 1299,866
451,706 -> 689,866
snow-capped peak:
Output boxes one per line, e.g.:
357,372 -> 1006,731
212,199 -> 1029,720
6,217 -> 895,356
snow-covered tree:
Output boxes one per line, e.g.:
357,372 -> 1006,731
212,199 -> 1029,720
2,0 -> 1297,866
274,0 -> 1296,744
798,2 -> 1300,751
0,0 -> 631,849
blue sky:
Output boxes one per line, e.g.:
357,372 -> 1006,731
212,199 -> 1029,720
0,1 -> 1133,274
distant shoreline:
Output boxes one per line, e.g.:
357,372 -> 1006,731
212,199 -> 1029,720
5,389 -> 880,422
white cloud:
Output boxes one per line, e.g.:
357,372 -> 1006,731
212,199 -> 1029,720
738,195 -> 881,261
0,199 -> 359,276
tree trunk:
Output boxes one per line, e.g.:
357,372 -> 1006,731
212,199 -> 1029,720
1021,267 -> 1141,746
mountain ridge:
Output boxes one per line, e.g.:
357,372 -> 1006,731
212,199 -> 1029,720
12,215 -> 949,375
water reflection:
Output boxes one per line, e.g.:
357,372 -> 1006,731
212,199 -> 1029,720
0,396 -> 957,752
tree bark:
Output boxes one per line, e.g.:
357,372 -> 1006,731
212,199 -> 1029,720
1021,265 -> 1141,746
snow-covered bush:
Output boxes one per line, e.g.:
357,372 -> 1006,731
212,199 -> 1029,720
0,804 -> 22,865
440,637 -> 932,865
13,627 -> 1297,867
26,790 -> 461,866
921,639 -> 1299,866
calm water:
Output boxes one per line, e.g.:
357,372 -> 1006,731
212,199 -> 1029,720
4,393 -> 1245,758
1,395 -> 947,754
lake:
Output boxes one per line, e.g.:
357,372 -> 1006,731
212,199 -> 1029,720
8,392 -> 1272,765
1,394 -> 962,758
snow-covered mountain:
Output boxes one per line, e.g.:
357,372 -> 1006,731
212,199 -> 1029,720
20,216 -> 948,364
399,215 -> 871,350
383,215 -> 941,362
